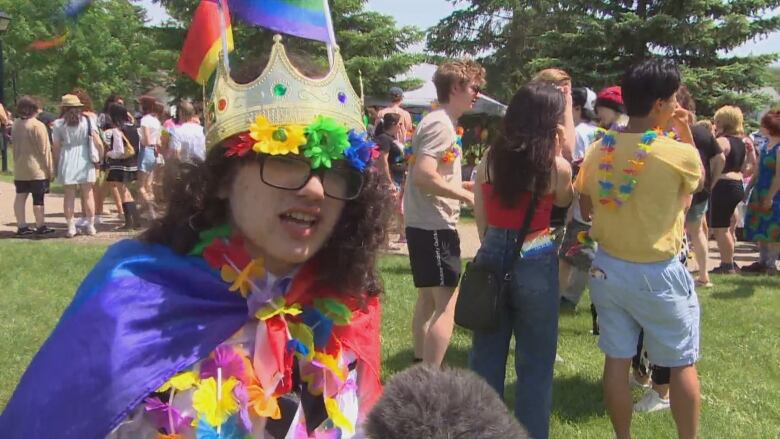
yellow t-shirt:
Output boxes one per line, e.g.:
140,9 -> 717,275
575,132 -> 701,263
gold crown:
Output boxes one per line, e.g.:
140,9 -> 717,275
205,35 -> 364,149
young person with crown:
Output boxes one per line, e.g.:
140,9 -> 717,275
576,59 -> 703,439
0,36 -> 392,439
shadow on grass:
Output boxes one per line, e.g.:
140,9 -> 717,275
711,286 -> 755,300
550,374 -> 605,421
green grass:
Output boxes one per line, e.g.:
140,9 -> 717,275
1,241 -> 779,437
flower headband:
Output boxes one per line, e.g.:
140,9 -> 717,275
223,115 -> 377,172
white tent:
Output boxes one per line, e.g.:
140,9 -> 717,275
366,63 -> 508,116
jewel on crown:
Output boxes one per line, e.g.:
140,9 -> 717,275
205,34 -> 365,149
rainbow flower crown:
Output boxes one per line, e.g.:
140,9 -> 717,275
206,35 -> 374,170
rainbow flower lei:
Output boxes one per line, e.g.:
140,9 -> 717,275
146,228 -> 360,437
597,129 -> 670,208
225,114 -> 377,171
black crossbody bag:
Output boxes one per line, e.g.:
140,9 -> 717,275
455,191 -> 538,333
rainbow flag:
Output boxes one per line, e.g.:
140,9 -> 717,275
177,0 -> 235,85
230,0 -> 334,44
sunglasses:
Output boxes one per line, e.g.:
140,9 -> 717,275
258,155 -> 365,201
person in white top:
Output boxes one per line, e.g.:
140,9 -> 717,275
137,96 -> 161,218
169,101 -> 206,163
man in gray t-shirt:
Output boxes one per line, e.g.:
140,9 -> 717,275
404,60 -> 485,366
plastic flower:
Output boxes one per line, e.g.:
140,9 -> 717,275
194,415 -> 242,439
247,384 -> 282,419
192,377 -> 240,427
200,345 -> 248,383
221,257 -> 265,298
325,397 -> 354,433
288,322 -> 315,360
255,296 -> 303,321
156,371 -> 199,393
224,132 -> 254,158
344,130 -> 375,171
249,115 -> 306,156
304,116 -> 350,169
145,397 -> 193,434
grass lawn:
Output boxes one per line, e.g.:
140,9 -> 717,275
1,240 -> 778,437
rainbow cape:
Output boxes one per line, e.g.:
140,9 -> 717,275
0,239 -> 381,438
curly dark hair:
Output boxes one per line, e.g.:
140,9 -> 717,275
141,145 -> 393,296
487,81 -> 564,206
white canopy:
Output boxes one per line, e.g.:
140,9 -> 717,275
366,63 -> 508,116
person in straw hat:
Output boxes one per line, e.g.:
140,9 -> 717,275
52,94 -> 103,237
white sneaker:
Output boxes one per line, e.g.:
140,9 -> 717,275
634,389 -> 670,413
76,217 -> 88,228
85,224 -> 97,236
66,221 -> 77,238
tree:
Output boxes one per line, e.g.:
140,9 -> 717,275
0,0 -> 173,108
153,0 -> 425,100
428,0 -> 780,116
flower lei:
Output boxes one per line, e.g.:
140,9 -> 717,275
597,129 -> 669,208
224,114 -> 377,171
148,227 -> 359,437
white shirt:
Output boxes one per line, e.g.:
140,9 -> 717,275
170,122 -> 206,163
574,122 -> 598,161
139,114 -> 162,146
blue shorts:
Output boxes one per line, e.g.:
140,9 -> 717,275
138,147 -> 157,173
589,250 -> 700,367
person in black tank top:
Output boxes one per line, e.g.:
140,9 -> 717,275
710,105 -> 757,273
104,104 -> 142,230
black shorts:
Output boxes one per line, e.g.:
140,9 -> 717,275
709,179 -> 744,228
14,179 -> 49,195
406,227 -> 461,288
107,169 -> 137,184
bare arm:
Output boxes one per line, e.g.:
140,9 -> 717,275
580,194 -> 593,222
0,104 -> 8,126
742,139 -> 757,178
560,87 -> 575,160
378,151 -> 395,187
554,156 -> 574,207
411,154 -> 474,205
474,159 -> 488,241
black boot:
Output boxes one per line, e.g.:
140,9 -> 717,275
117,202 -> 134,231
127,202 -> 143,230
590,303 -> 599,336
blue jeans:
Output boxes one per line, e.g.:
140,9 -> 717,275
469,227 -> 559,439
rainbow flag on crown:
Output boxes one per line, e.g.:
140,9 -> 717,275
231,0 -> 335,44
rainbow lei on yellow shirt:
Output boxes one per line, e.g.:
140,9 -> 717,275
597,128 -> 673,208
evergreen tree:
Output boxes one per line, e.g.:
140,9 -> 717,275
429,0 -> 780,115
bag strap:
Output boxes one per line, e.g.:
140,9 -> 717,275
84,115 -> 92,147
503,191 -> 539,280
120,130 -> 134,154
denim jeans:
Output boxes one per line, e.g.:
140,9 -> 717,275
469,227 -> 560,439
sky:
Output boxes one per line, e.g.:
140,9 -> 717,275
138,0 -> 779,63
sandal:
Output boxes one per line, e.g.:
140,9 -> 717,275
695,280 -> 713,288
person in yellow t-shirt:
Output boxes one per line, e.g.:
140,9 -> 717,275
574,59 -> 703,439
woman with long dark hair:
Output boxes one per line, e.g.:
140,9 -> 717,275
374,112 -> 407,247
104,103 -> 142,230
470,82 -> 573,439
1,39 -> 392,438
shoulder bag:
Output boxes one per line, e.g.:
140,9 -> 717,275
454,191 -> 539,333
85,116 -> 101,165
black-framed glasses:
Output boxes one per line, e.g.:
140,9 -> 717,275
259,155 -> 365,201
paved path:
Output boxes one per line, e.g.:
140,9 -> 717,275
0,179 -> 760,270
0,180 -> 136,243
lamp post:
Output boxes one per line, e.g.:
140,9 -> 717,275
0,11 -> 11,173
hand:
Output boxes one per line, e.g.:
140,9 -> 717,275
671,108 -> 691,131
461,190 -> 475,206
462,181 -> 475,192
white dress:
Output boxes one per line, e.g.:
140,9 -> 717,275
52,117 -> 97,185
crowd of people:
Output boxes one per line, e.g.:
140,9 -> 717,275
390,58 -> 779,439
8,90 -> 205,237
2,42 -> 779,438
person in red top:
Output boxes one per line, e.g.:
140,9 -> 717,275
471,81 -> 573,439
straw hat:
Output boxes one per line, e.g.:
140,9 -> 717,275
60,94 -> 84,108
